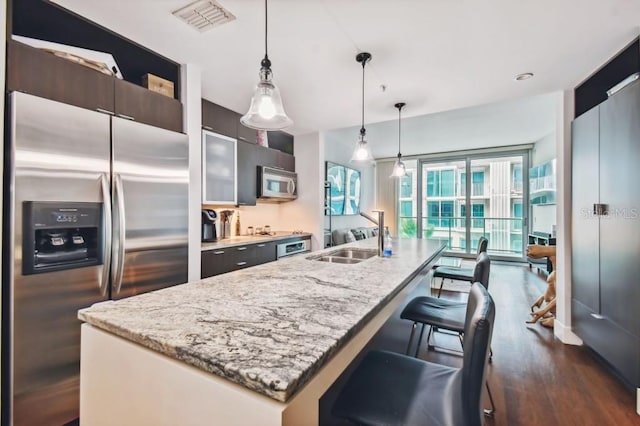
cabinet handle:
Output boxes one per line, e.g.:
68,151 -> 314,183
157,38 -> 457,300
237,247 -> 247,251
117,113 -> 135,121
590,313 -> 605,320
203,125 -> 213,131
257,244 -> 266,247
238,136 -> 247,141
96,108 -> 115,115
213,250 -> 225,255
236,261 -> 247,266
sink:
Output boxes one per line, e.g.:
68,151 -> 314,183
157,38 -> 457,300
307,248 -> 378,264
326,248 -> 378,260
314,256 -> 363,264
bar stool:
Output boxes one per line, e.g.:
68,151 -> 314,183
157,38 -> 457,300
332,283 -> 495,426
432,236 -> 488,297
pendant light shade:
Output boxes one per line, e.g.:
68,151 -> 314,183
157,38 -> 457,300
241,0 -> 292,130
350,52 -> 374,163
390,102 -> 407,178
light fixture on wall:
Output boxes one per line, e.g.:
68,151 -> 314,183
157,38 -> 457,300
390,102 -> 407,178
350,52 -> 374,163
240,0 -> 292,130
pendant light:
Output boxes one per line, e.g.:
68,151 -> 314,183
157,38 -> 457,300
390,102 -> 407,178
240,0 -> 293,130
350,52 -> 374,163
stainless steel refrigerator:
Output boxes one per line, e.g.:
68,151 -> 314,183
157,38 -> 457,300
3,92 -> 189,425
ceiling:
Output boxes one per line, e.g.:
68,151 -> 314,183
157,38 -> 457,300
325,92 -> 557,159
53,0 -> 640,136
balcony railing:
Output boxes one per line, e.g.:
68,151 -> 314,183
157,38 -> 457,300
398,216 -> 525,256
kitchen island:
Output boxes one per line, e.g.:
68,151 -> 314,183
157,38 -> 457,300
78,238 -> 445,425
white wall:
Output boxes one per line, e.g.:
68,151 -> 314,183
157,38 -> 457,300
182,64 -> 203,282
323,131 -> 376,231
554,90 -> 582,345
531,132 -> 557,235
532,132 -> 556,165
280,132 -> 325,250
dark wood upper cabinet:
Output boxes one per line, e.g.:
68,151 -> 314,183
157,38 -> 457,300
114,79 -> 183,133
7,40 -> 115,113
277,152 -> 295,172
256,145 -> 278,169
237,140 -> 258,206
202,99 -> 237,138
267,131 -> 294,155
237,122 -> 257,144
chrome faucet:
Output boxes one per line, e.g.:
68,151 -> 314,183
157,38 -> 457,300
360,210 -> 385,256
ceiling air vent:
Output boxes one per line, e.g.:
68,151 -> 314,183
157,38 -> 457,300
172,0 -> 236,32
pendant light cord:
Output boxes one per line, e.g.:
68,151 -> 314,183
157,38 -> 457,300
265,0 -> 268,58
360,61 -> 365,135
397,106 -> 402,156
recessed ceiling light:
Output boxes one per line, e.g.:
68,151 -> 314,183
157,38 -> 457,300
515,72 -> 534,81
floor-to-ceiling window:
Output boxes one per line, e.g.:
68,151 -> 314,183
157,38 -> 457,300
398,151 -> 528,260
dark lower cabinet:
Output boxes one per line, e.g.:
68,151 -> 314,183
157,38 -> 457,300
254,242 -> 277,264
201,241 -> 278,279
201,248 -> 234,277
571,79 -> 640,389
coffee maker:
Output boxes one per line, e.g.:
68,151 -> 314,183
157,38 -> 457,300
202,209 -> 218,242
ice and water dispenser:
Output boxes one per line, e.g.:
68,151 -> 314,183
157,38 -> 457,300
22,201 -> 103,275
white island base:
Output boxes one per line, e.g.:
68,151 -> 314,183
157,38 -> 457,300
80,266 -> 429,426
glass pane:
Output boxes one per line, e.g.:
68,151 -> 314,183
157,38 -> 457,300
203,132 -> 236,203
421,159 -> 466,251
326,163 -> 346,215
398,160 -> 418,237
470,155 -> 524,257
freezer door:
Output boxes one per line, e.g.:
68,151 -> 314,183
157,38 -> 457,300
111,117 -> 188,299
7,92 -> 111,425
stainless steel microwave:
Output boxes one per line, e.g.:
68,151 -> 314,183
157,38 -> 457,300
258,166 -> 298,201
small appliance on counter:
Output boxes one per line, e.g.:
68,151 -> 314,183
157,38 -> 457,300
202,209 -> 218,242
219,210 -> 234,239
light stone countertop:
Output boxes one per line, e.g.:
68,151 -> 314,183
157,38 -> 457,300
78,238 -> 446,402
201,231 -> 312,251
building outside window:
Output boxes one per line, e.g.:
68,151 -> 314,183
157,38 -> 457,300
472,203 -> 485,228
472,171 -> 484,196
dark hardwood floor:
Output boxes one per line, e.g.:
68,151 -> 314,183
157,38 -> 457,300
320,261 -> 640,425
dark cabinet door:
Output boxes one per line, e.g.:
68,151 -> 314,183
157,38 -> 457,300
277,152 -> 295,172
114,79 -> 183,133
230,245 -> 256,269
256,146 -> 278,168
7,40 -> 115,114
254,242 -> 277,265
599,81 -> 640,338
267,131 -> 294,155
201,249 -> 233,278
237,141 -> 258,206
237,122 -> 257,144
571,106 -> 600,314
202,99 -> 237,138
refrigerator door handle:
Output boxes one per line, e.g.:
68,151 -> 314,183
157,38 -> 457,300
100,173 -> 112,296
112,173 -> 127,294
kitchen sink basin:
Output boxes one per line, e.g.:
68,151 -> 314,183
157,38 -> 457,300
326,248 -> 378,260
314,256 -> 363,264
307,248 -> 378,264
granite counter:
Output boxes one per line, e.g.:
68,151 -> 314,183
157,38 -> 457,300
78,238 -> 445,425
